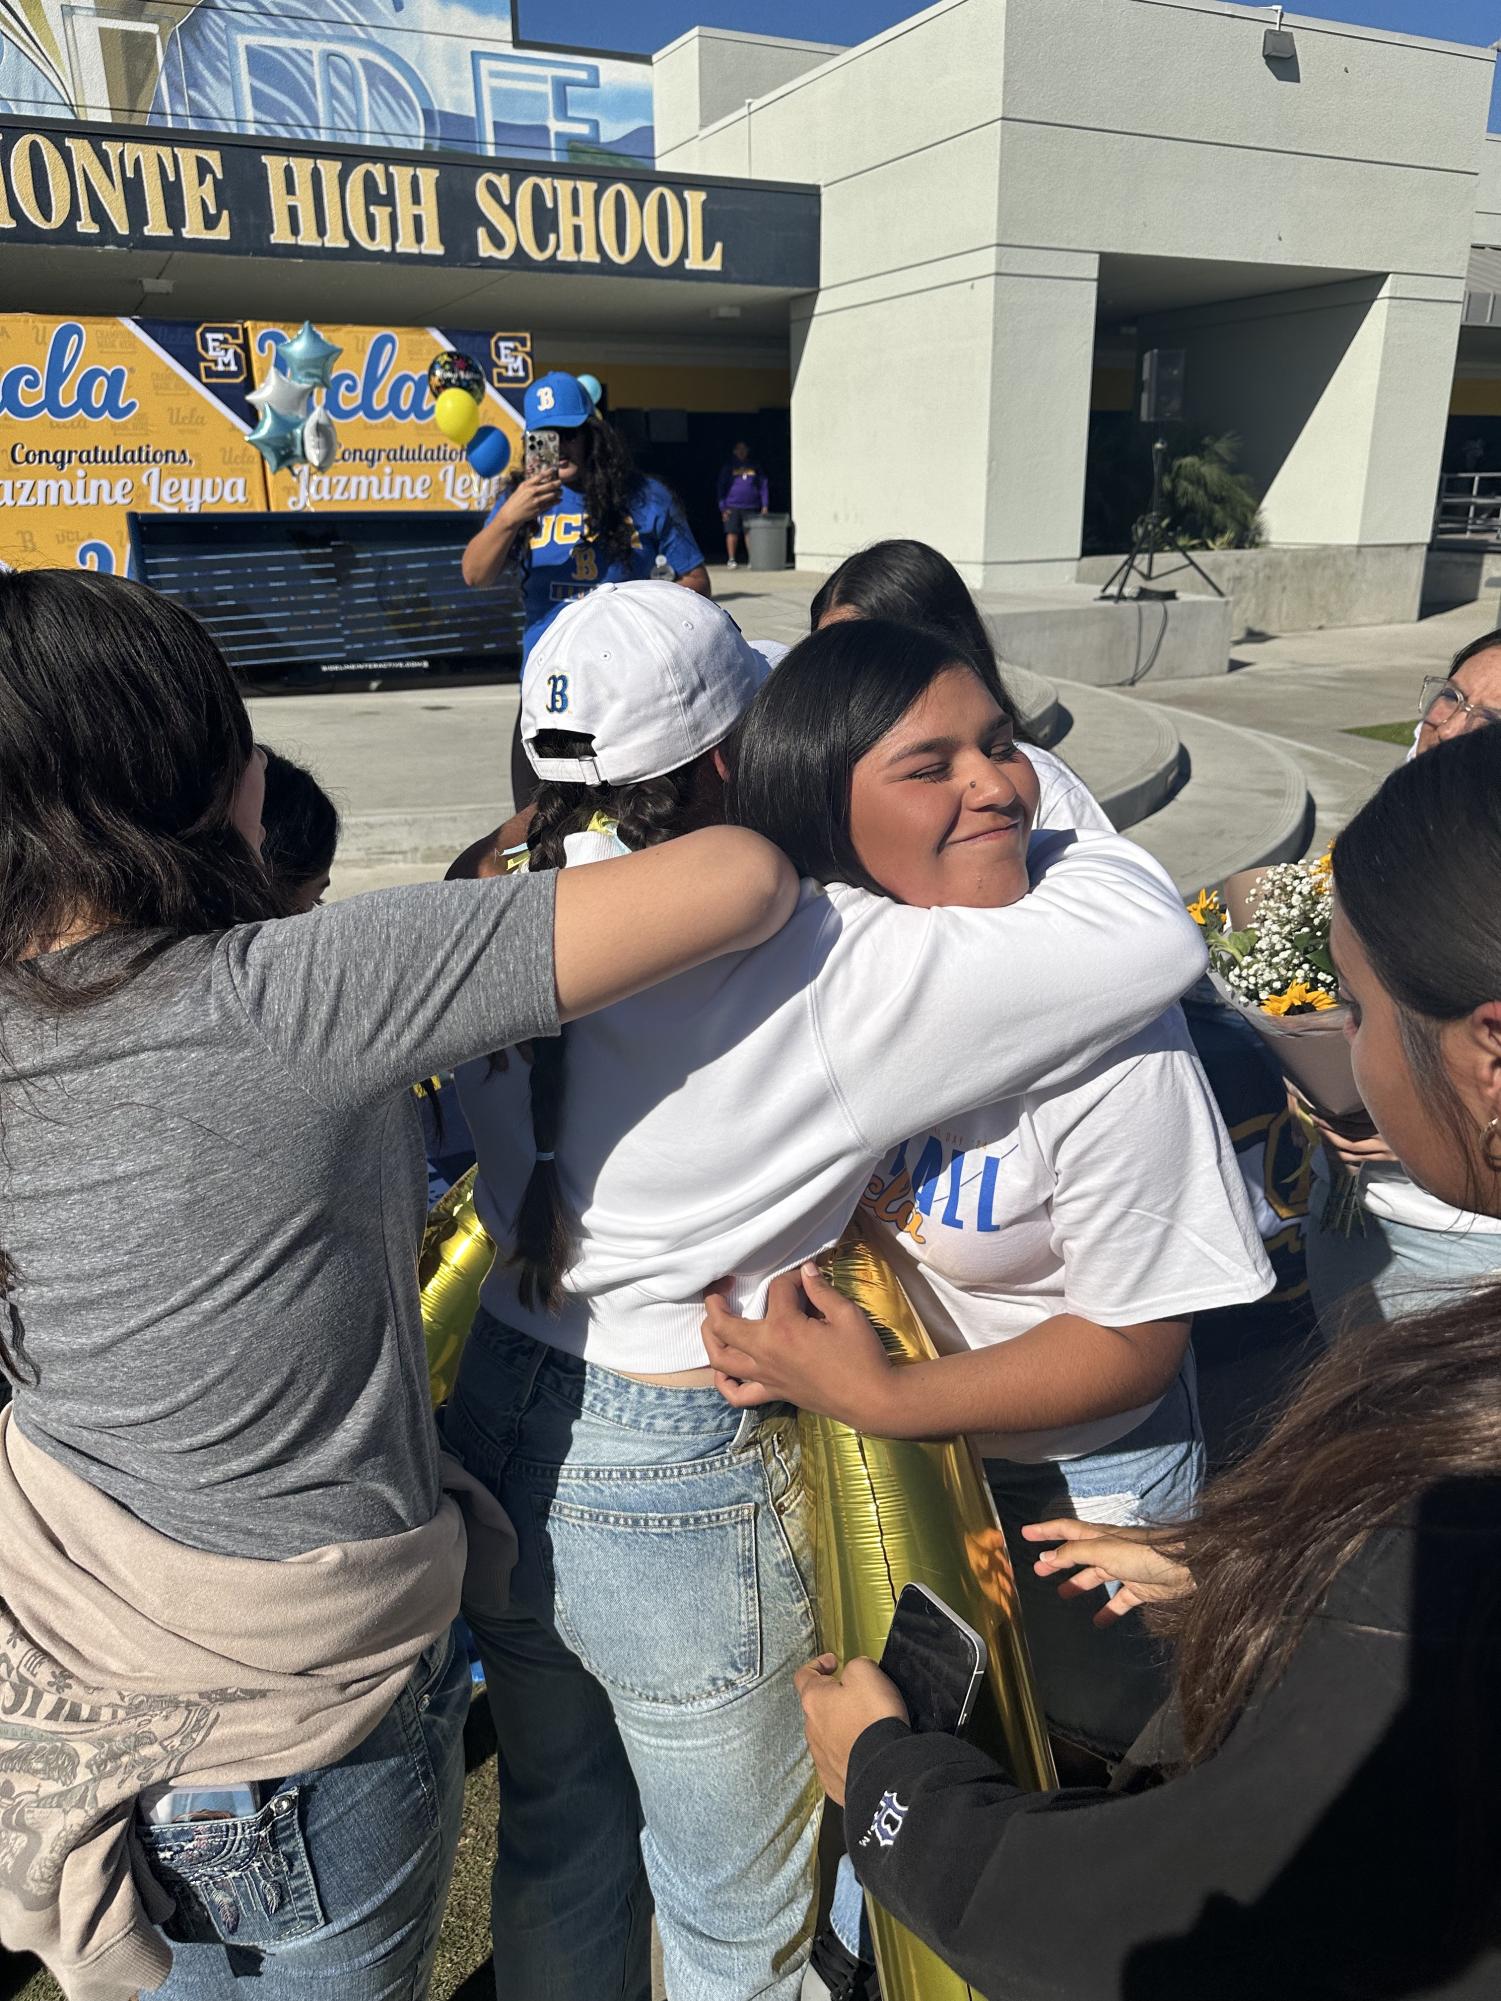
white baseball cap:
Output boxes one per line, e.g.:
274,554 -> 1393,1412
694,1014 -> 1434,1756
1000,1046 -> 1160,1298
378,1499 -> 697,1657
523,582 -> 771,786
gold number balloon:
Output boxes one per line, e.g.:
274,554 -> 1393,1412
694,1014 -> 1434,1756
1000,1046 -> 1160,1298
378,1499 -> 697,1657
803,1224 -> 1058,2001
419,1165 -> 495,1407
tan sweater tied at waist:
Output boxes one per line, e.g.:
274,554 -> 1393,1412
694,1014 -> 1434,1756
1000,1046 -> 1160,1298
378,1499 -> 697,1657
0,1405 -> 515,2000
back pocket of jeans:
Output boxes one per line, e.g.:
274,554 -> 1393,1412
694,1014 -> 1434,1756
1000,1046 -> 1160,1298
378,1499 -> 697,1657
532,1494 -> 759,1706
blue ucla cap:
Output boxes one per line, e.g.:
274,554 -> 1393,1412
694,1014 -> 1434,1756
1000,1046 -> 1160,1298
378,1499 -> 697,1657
524,372 -> 594,430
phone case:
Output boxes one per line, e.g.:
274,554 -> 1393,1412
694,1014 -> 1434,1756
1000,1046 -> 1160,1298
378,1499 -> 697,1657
525,430 -> 560,479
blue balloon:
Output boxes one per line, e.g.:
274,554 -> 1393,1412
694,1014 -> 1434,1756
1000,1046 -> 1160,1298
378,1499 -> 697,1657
465,425 -> 511,480
577,372 -> 603,408
248,404 -> 306,474
280,320 -> 342,389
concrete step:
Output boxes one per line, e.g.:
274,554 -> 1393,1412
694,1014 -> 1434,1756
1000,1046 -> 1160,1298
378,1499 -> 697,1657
1003,661 -> 1062,744
1264,734 -> 1385,859
982,585 -> 1233,685
1040,682 -> 1184,832
1117,706 -> 1313,894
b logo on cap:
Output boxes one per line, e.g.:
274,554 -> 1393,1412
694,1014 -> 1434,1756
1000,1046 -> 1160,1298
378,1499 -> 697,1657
536,385 -> 556,412
546,673 -> 569,713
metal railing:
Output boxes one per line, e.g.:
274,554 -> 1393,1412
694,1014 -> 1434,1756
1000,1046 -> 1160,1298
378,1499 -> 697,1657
1435,472 -> 1501,541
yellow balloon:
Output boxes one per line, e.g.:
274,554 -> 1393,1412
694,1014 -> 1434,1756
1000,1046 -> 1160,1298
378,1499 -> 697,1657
802,1224 -> 1057,2000
434,386 -> 482,445
419,1165 -> 494,1407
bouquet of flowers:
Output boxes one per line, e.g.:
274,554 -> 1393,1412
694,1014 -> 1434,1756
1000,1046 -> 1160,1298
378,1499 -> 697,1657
1189,854 -> 1366,1230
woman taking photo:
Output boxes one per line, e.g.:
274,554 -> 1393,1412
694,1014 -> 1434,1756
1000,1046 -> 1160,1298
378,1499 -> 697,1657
0,568 -> 798,1999
799,725 -> 1501,2001
460,370 -> 709,810
452,594 -> 1217,2001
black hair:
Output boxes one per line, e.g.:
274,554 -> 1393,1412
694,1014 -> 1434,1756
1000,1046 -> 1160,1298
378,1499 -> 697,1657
808,539 -> 1027,735
1333,726 -> 1501,1214
728,619 -> 1005,892
511,730 -> 713,1314
1448,628 -> 1501,679
261,749 -> 340,905
0,567 -> 282,1365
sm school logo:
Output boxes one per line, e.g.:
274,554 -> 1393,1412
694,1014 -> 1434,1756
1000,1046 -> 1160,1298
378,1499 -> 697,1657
0,322 -> 137,422
195,326 -> 247,382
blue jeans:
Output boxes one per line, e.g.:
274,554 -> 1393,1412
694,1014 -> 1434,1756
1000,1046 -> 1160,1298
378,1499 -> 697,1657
139,1626 -> 469,1998
443,1311 -> 821,2001
1307,1157 -> 1501,1333
828,1361 -> 1203,1963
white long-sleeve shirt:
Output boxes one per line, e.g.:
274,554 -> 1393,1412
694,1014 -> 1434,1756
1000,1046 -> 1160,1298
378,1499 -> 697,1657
458,794 -> 1207,1374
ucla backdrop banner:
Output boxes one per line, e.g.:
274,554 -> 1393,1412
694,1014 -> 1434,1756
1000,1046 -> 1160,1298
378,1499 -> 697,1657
0,120 -> 820,287
0,315 -> 267,575
247,323 -> 526,514
0,314 -> 532,575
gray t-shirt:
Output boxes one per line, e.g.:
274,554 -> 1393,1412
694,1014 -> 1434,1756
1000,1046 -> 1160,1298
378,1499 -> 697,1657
1,875 -> 556,1559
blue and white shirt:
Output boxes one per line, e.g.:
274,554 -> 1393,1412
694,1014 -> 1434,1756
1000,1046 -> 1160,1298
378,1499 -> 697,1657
505,474 -> 704,666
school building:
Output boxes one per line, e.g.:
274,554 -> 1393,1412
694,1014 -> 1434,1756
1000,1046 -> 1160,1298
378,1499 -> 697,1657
2,0 -> 1499,667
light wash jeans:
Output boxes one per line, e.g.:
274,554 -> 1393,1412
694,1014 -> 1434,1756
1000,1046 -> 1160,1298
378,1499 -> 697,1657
443,1310 -> 822,2001
828,1360 -> 1203,1962
1308,1157 -> 1501,1334
138,1625 -> 469,1998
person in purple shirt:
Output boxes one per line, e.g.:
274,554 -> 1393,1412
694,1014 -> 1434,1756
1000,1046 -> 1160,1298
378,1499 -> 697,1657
716,440 -> 770,569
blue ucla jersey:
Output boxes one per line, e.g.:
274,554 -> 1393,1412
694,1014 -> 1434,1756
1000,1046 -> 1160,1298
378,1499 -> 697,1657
507,474 -> 704,665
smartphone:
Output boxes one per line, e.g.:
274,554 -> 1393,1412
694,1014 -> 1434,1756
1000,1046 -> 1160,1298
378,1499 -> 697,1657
524,428 -> 560,480
879,1583 -> 986,1736
138,1783 -> 259,1825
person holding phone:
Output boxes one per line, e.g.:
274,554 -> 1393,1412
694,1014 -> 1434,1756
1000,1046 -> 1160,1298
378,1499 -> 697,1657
792,729 -> 1501,2001
460,372 -> 711,810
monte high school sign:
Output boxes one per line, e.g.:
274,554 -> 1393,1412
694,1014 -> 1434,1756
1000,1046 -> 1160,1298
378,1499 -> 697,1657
0,118 -> 819,289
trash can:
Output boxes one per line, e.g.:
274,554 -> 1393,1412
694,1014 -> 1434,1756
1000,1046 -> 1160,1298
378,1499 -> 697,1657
745,512 -> 790,572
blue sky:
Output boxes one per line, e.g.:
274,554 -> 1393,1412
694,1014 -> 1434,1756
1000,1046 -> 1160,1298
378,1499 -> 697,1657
520,0 -> 1501,122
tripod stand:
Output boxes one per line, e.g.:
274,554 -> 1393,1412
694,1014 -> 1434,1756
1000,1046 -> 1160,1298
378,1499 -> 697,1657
1097,435 -> 1225,602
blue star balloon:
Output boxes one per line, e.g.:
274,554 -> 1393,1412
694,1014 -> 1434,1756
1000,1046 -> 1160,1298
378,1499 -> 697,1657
280,320 -> 342,388
248,403 -> 307,474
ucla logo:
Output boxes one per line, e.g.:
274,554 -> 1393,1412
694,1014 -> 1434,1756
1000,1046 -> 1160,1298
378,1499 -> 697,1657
535,383 -> 556,413
260,330 -> 432,424
860,1790 -> 909,1852
0,322 -> 137,422
546,673 -> 569,713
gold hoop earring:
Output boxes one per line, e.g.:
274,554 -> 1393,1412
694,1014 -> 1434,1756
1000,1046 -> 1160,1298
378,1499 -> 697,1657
1483,1117 -> 1501,1175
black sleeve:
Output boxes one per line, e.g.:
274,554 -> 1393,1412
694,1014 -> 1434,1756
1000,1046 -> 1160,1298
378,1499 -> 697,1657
844,1577 -> 1487,2001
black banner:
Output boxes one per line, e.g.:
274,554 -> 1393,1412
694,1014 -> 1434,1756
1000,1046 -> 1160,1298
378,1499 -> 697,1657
0,118 -> 819,289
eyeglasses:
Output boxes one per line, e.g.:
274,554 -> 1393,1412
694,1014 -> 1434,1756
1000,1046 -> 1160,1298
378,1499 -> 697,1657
1418,676 -> 1501,735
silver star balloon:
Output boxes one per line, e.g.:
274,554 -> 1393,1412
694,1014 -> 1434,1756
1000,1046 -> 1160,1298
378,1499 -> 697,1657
280,321 -> 343,389
248,404 -> 307,475
302,403 -> 339,472
247,365 -> 312,420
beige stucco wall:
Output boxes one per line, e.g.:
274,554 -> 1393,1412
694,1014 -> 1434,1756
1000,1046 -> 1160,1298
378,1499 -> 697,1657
659,0 -> 1494,593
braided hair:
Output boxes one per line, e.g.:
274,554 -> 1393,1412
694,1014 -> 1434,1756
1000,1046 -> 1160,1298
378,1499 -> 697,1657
511,728 -> 705,1313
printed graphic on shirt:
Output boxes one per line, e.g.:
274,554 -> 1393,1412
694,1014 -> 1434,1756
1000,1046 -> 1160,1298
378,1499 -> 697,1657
509,474 -> 704,656
860,1790 -> 910,1851
860,1131 -> 1020,1253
